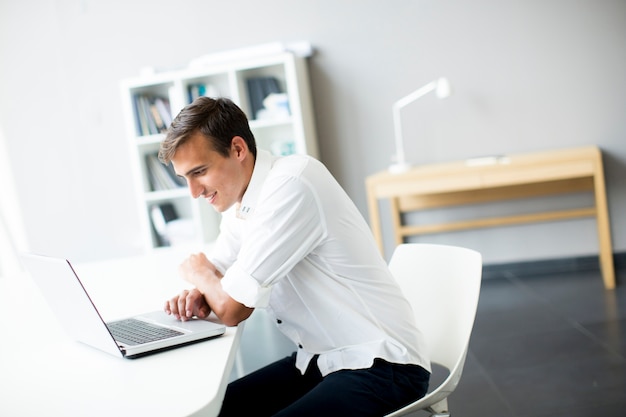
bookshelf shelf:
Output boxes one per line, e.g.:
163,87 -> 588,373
249,117 -> 293,129
136,135 -> 165,146
121,49 -> 319,251
144,189 -> 189,202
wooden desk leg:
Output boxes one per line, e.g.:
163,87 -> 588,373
593,152 -> 616,289
390,197 -> 404,249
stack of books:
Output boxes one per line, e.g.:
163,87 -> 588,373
145,153 -> 186,191
133,95 -> 172,136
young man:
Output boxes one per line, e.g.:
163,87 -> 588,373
160,97 -> 430,417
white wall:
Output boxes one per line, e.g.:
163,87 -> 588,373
1,0 -> 625,264
0,126 -> 28,276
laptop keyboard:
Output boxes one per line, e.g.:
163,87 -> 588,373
107,318 -> 184,346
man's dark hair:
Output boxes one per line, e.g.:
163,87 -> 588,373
158,97 -> 257,164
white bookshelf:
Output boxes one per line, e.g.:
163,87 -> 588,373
121,50 -> 319,251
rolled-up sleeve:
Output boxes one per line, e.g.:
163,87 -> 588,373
221,263 -> 273,308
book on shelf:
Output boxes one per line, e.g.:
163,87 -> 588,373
145,153 -> 186,191
132,94 -> 173,136
154,97 -> 173,126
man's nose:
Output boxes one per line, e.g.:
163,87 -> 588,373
188,181 -> 203,199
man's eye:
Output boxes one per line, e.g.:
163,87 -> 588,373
192,169 -> 206,177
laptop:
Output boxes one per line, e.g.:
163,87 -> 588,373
20,253 -> 226,358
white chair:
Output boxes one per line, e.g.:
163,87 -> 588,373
384,243 -> 482,417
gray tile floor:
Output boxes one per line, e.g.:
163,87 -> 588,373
431,266 -> 626,417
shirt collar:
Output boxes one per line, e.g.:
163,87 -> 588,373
237,150 -> 274,220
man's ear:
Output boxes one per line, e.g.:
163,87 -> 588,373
231,136 -> 248,160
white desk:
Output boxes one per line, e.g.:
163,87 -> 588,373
0,252 -> 243,417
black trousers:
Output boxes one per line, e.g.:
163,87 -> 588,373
219,352 -> 430,417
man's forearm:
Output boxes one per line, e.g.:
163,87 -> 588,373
196,274 -> 253,326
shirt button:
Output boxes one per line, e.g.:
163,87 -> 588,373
276,319 -> 282,324
298,344 -> 303,349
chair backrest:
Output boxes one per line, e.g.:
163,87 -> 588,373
388,243 -> 482,376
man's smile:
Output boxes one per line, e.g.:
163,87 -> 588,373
206,191 -> 217,204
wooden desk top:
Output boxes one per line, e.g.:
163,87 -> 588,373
366,146 -> 601,198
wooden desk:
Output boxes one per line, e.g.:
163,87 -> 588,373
0,252 -> 244,417
366,146 -> 615,289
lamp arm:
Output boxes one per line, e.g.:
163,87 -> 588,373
392,81 -> 437,111
391,81 -> 437,169
392,103 -> 407,167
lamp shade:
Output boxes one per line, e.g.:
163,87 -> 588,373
435,77 -> 452,99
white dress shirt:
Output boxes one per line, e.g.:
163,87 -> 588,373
211,150 -> 430,376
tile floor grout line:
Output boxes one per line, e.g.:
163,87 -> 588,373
464,349 -> 519,417
505,273 -> 626,361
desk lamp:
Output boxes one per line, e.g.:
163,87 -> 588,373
389,77 -> 452,173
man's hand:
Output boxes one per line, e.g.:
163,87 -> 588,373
178,252 -> 223,288
164,252 -> 254,326
164,288 -> 211,321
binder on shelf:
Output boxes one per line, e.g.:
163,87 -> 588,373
133,95 -> 149,136
246,76 -> 281,120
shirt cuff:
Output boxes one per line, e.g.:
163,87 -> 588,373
221,263 -> 272,308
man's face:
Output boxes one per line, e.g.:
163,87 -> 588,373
171,132 -> 249,213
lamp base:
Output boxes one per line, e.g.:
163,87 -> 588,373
388,162 -> 412,174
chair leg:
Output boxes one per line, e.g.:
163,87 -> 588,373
427,398 -> 450,416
